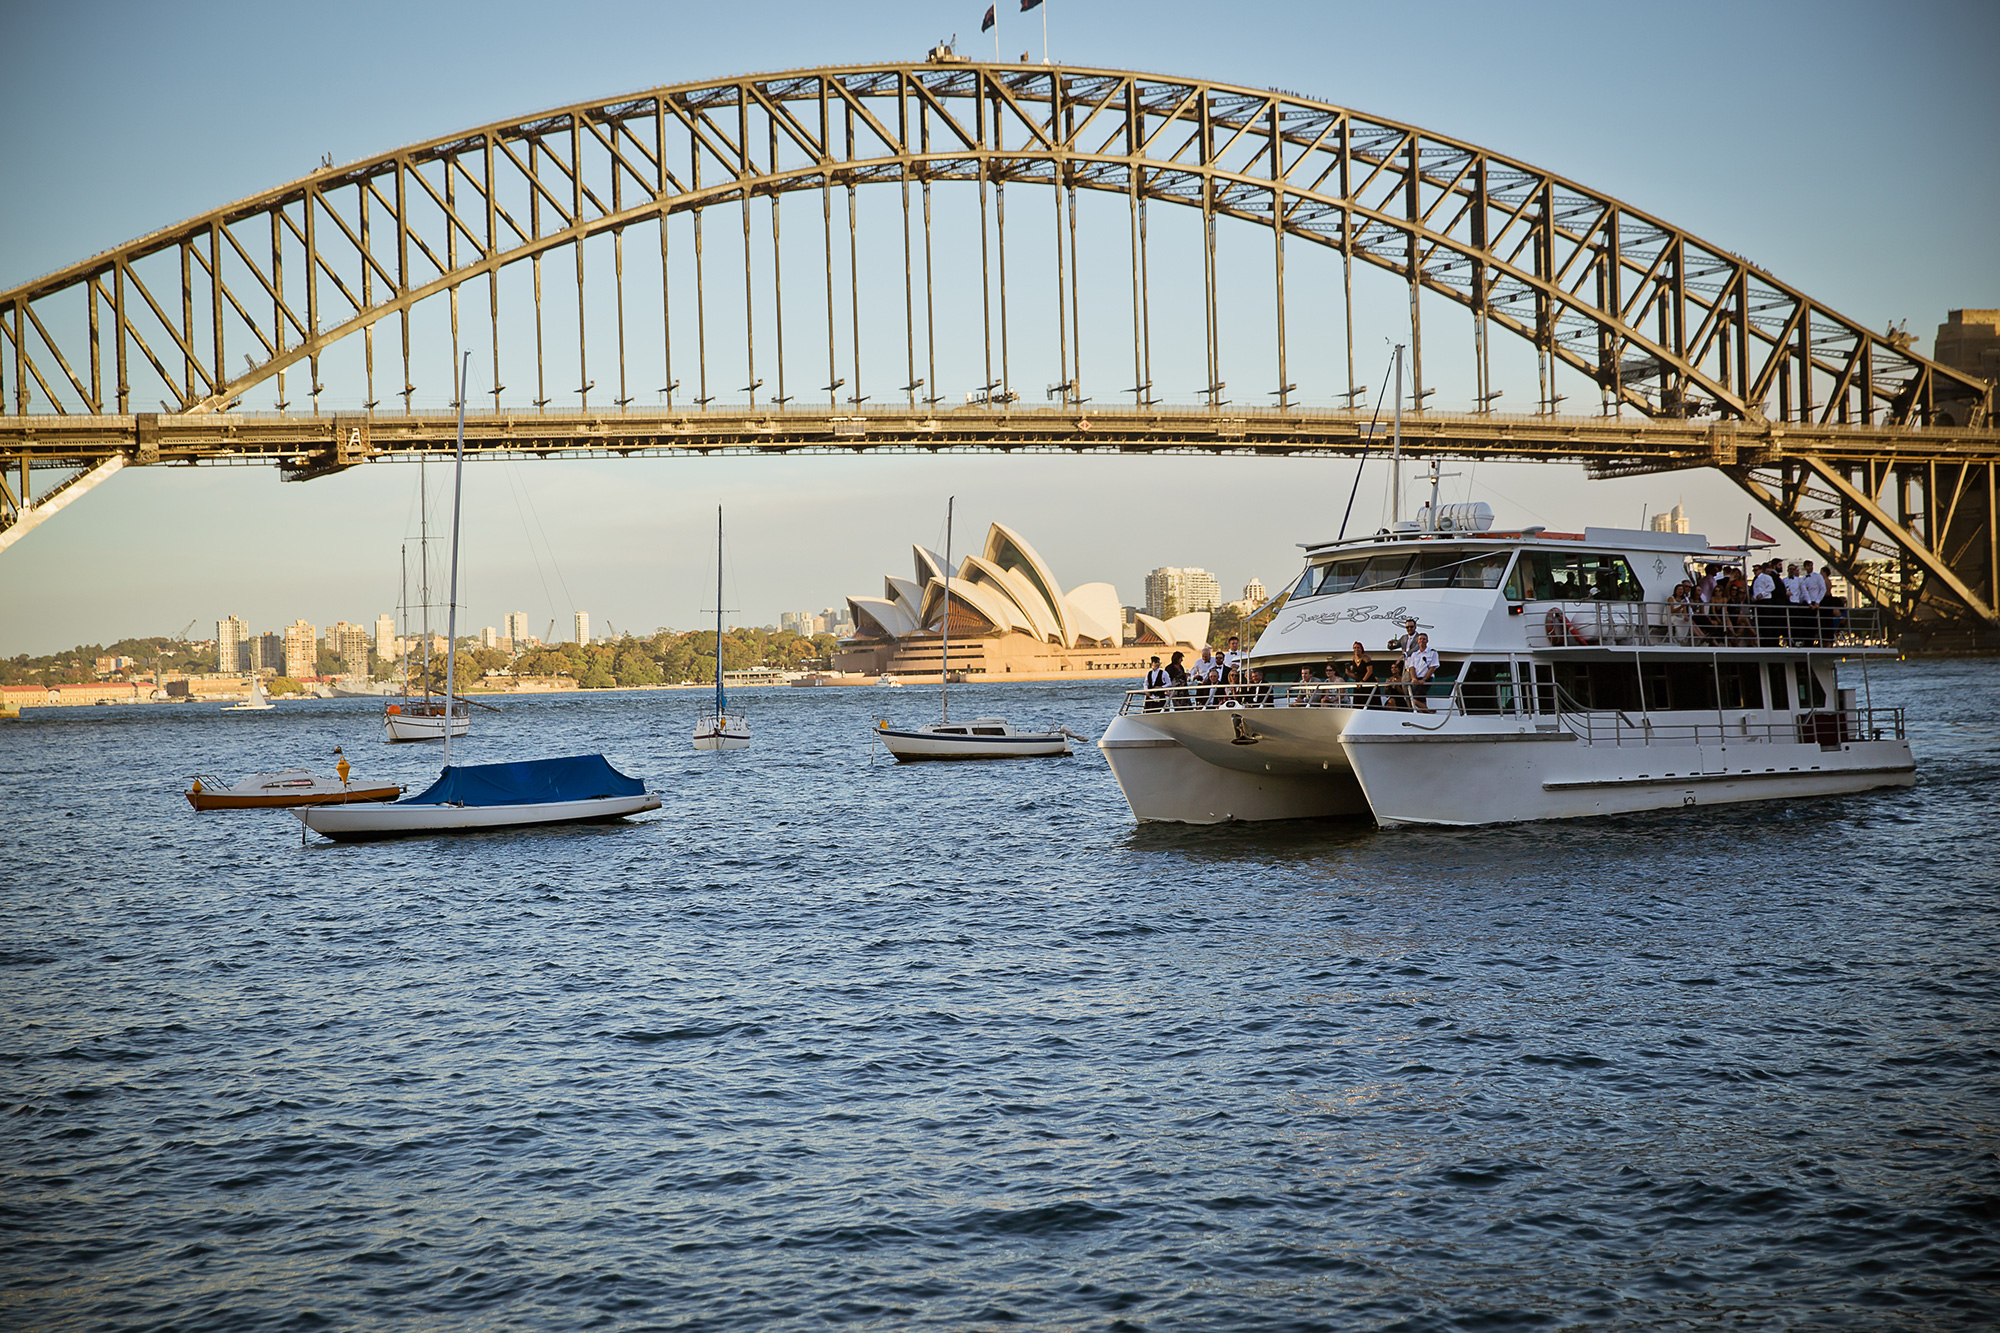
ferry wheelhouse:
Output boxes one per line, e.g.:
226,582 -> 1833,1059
1099,505 -> 1912,827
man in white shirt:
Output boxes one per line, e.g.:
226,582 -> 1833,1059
1799,560 -> 1828,644
1194,645 -> 1219,707
1749,561 -> 1777,646
1142,656 -> 1168,711
1404,633 -> 1440,713
1221,635 -> 1246,675
1799,561 -> 1826,605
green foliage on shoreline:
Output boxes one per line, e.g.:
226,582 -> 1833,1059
0,637 -> 213,687
483,627 -> 835,689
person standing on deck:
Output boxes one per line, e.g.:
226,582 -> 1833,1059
1405,633 -> 1440,713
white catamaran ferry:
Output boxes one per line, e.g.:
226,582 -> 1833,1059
1099,504 -> 1913,827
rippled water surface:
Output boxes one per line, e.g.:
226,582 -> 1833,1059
4,661 -> 1998,1331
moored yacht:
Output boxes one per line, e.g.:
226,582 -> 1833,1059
1099,505 -> 1912,827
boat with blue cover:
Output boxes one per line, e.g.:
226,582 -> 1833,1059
293,753 -> 659,839
297,355 -> 659,840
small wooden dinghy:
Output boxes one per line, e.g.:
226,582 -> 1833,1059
188,752 -> 400,809
293,753 -> 659,840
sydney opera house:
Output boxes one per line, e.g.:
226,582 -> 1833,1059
835,522 -> 1212,679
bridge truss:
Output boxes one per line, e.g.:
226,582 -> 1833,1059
3,58 -> 1995,639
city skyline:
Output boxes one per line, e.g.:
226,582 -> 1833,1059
3,0 -> 1993,655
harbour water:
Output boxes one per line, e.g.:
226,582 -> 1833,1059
4,661 -> 1997,1329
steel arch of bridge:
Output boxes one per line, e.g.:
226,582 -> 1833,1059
2,59 -> 1996,637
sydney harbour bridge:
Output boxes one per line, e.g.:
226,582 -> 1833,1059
3,57 -> 1995,641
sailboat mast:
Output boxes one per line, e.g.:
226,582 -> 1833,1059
1391,342 -> 1404,523
714,505 -> 725,718
419,434 -> 431,699
941,496 -> 953,722
398,542 -> 409,700
442,353 -> 469,769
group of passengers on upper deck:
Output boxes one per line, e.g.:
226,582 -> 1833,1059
1663,559 -> 1848,647
1140,638 -> 1265,711
1139,620 -> 1443,713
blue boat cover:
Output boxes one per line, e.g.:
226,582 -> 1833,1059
404,754 -> 646,807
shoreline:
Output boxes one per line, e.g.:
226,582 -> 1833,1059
2,671 -> 1145,711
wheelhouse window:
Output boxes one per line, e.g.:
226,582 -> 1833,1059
1506,551 -> 1644,602
1298,547 -> 1513,598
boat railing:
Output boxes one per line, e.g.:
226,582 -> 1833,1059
1549,704 -> 1906,747
1525,600 -> 1887,649
1117,680 -> 1445,714
1116,681 -> 1907,748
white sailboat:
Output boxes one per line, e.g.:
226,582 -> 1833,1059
384,450 -> 470,742
224,678 -> 274,712
693,505 -> 751,750
298,356 -> 659,840
875,497 -> 1077,761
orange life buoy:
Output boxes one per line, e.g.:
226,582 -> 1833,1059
1543,608 -> 1590,646
386,704 -> 401,715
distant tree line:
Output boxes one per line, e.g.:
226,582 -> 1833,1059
0,636 -> 215,687
415,626 -> 839,691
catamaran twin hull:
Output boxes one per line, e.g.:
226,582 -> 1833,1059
1101,702 -> 1913,828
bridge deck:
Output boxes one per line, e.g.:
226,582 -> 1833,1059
5,405 -> 1996,476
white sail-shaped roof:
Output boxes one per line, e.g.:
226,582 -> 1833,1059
1062,582 -> 1122,647
959,555 -> 1047,637
917,576 -> 1022,637
848,595 -> 917,640
982,524 -> 1073,648
1130,610 -> 1205,646
1165,610 -> 1212,647
884,575 -> 924,625
912,545 -> 948,587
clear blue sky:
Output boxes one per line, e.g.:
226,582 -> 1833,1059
3,0 -> 1994,655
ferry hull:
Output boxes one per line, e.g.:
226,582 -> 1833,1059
1098,714 -> 1369,823
1339,717 -> 1915,827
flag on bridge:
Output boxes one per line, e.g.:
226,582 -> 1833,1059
1021,0 -> 1043,10
981,5 -> 995,31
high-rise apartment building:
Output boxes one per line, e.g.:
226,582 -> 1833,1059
481,626 -> 499,649
504,611 -> 530,643
1648,504 -> 1690,535
326,621 -> 368,676
251,632 -> 282,673
1145,567 -> 1221,618
217,615 -> 248,673
282,620 -> 317,679
779,611 -> 816,634
573,611 -> 590,645
331,623 -> 370,676
1242,577 -> 1267,605
374,614 -> 396,659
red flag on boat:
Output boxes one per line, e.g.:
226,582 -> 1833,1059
1750,525 -> 1776,543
